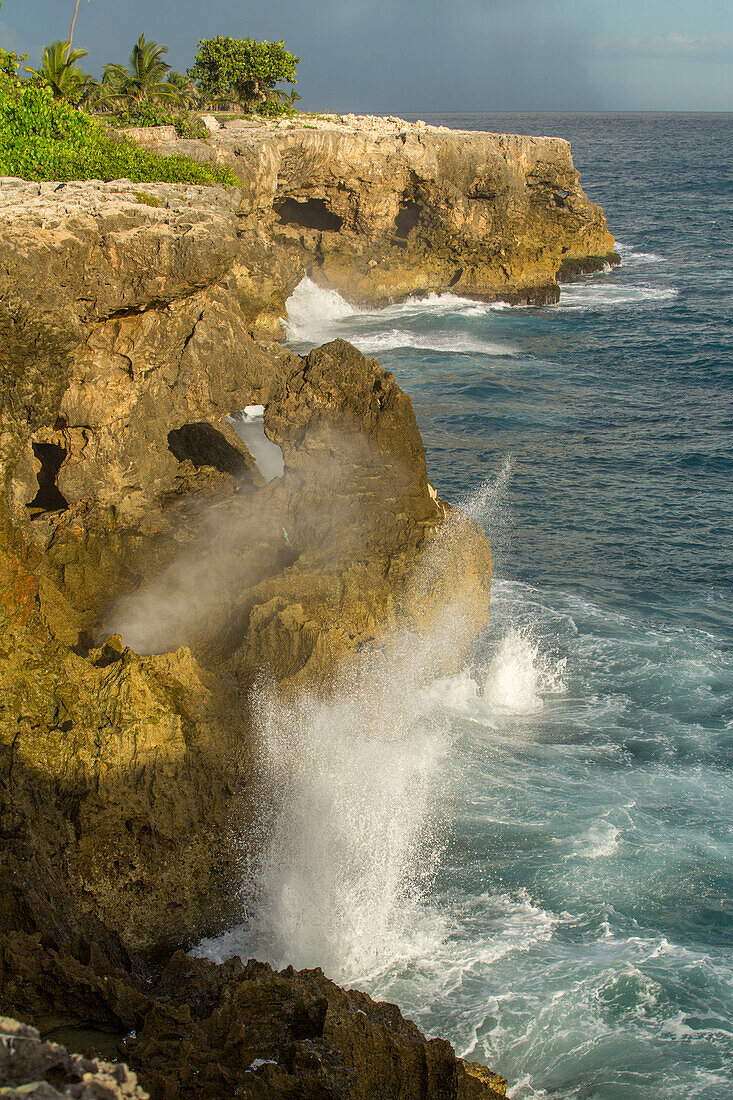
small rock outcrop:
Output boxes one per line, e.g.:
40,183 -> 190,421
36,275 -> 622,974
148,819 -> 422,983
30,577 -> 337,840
0,1016 -> 148,1099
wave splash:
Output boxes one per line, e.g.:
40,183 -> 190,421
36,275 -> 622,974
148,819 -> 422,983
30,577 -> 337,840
284,277 -> 516,356
482,627 -> 566,714
233,457 -> 515,979
243,635 -> 453,981
283,277 -> 360,345
194,464 -> 570,991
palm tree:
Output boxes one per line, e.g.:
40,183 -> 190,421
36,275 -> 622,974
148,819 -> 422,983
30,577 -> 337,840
25,40 -> 90,102
103,35 -> 181,106
68,0 -> 90,49
166,70 -> 199,108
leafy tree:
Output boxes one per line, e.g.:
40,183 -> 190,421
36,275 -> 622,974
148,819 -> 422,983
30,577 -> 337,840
24,40 -> 91,104
0,48 -> 28,89
189,36 -> 299,114
103,34 -> 181,106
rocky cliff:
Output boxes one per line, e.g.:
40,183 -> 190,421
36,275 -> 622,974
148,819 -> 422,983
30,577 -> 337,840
131,113 -> 617,325
0,115 -> 614,1097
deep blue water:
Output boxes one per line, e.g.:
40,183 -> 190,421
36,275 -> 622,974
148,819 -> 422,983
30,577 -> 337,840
279,114 -> 733,1099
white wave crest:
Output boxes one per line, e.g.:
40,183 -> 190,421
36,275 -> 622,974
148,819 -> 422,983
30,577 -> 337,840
615,240 -> 665,265
482,627 -> 566,714
573,820 -> 621,859
352,329 -> 516,356
557,283 -> 678,311
283,277 -> 362,344
283,277 -> 516,356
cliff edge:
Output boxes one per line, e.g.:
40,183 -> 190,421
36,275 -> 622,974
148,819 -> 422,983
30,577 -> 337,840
131,112 -> 617,329
0,115 -> 614,1097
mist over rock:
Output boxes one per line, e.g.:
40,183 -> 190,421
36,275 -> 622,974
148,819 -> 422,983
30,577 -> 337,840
0,113 -> 616,1096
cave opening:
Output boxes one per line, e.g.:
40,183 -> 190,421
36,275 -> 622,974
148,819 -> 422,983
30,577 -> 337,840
394,199 -> 421,239
26,442 -> 69,516
227,406 -> 285,483
275,198 -> 343,232
168,423 -> 250,476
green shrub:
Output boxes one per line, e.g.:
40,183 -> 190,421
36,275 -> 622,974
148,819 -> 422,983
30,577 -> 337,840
134,190 -> 163,207
0,82 -> 235,185
109,103 -> 208,139
110,102 -> 176,128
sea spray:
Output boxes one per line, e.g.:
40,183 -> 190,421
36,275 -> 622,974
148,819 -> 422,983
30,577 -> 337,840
193,609 -> 477,980
482,627 -> 567,714
244,637 -> 454,979
284,276 -> 517,355
283,277 -> 360,345
462,454 -> 513,574
195,464 -> 574,983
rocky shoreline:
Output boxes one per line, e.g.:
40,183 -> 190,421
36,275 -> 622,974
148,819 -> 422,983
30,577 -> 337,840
0,115 -> 615,1097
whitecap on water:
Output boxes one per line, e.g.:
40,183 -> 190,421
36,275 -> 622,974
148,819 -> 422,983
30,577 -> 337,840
352,329 -> 516,356
283,277 -> 363,344
615,240 -> 666,265
556,283 -> 678,310
572,820 -> 621,860
481,627 -> 567,714
283,277 -> 516,356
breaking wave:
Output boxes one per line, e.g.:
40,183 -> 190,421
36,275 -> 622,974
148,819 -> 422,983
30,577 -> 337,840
284,277 -> 517,355
556,283 -> 679,310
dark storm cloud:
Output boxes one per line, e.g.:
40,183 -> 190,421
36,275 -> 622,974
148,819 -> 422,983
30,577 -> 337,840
1,0 -> 731,110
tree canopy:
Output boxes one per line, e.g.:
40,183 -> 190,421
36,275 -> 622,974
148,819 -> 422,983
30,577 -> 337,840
189,36 -> 299,113
103,34 -> 180,106
24,40 -> 91,104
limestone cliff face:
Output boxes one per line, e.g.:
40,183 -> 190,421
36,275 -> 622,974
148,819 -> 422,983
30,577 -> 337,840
144,113 -> 617,311
0,180 -> 491,961
0,114 -> 614,1094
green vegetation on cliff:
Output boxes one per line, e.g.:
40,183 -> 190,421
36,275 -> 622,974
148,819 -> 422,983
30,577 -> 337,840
0,77 -> 236,184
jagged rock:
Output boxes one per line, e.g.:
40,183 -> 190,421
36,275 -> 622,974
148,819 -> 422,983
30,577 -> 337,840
0,174 -> 491,967
0,1016 -> 148,1099
0,951 -> 509,1099
0,115 -> 614,1093
126,955 -> 509,1099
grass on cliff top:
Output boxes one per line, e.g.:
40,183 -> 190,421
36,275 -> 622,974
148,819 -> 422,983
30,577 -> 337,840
0,83 -> 237,186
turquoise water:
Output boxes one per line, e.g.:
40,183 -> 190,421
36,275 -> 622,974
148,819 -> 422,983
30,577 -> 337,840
280,114 -> 733,1098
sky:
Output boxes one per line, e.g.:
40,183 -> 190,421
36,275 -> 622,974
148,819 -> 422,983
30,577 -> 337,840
1,0 -> 731,112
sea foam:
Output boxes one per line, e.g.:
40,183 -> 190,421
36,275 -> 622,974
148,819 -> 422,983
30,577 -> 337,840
284,276 -> 516,355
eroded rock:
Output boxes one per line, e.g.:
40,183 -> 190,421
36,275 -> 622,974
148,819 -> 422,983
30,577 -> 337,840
0,1016 -> 148,1099
140,113 -> 618,309
0,114 -> 612,1094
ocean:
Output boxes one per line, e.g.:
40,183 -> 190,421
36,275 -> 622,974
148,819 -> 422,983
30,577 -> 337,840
199,113 -> 733,1098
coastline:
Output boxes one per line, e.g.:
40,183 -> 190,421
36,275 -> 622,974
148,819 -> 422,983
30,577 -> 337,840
0,113 -> 617,1098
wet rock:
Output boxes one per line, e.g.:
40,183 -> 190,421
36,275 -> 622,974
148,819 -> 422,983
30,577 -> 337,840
129,955 -> 509,1099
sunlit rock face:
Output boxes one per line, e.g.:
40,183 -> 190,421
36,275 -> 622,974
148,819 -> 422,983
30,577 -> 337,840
0,112 -> 615,1092
0,179 -> 490,960
149,112 -> 617,309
